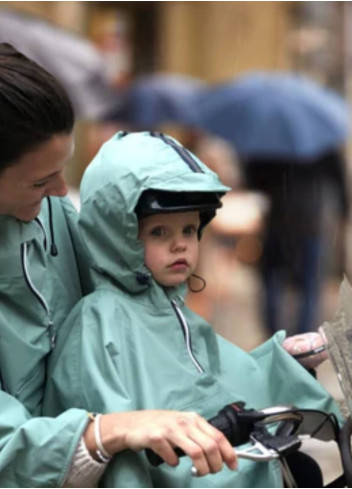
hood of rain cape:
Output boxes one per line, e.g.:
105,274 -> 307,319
79,131 -> 229,293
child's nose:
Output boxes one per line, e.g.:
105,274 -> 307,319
172,237 -> 187,252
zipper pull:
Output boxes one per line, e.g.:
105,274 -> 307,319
48,321 -> 56,349
174,295 -> 185,308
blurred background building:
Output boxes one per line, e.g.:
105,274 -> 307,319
1,2 -> 349,176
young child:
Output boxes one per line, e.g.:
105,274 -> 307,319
43,131 -> 341,488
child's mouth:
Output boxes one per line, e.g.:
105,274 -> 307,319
169,259 -> 188,270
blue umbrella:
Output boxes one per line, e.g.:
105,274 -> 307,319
195,72 -> 349,160
111,73 -> 207,128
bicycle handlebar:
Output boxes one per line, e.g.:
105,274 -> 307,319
145,402 -> 301,467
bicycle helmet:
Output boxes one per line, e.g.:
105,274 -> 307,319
135,189 -> 223,236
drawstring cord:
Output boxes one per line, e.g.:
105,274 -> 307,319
187,274 -> 207,293
46,197 -> 58,256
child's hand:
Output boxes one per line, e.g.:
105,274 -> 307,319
282,332 -> 327,369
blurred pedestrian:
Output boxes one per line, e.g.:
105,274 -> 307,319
195,72 -> 350,336
245,149 -> 349,335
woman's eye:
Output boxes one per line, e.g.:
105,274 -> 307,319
32,181 -> 47,188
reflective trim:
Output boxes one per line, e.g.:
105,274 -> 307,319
150,132 -> 204,173
35,216 -> 47,251
171,299 -> 204,374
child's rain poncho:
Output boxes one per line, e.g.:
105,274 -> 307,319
44,132 -> 342,488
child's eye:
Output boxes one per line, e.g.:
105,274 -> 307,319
150,226 -> 166,237
183,225 -> 197,236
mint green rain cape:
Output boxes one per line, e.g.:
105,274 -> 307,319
0,197 -> 93,487
44,132 -> 342,488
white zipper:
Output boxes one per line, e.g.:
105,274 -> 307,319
35,216 -> 47,251
21,242 -> 55,349
171,298 -> 204,374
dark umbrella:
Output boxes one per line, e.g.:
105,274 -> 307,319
0,8 -> 115,120
109,73 -> 207,129
195,72 -> 349,160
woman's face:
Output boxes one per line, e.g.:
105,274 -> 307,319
138,211 -> 200,287
0,133 -> 74,221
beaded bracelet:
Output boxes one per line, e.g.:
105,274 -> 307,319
87,412 -> 113,464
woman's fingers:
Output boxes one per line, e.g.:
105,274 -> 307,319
182,424 -> 226,474
108,410 -> 237,476
195,416 -> 238,471
162,412 -> 237,476
145,432 -> 180,467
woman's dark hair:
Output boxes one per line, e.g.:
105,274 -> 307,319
0,43 -> 74,170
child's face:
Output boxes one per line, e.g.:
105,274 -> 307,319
138,211 -> 200,287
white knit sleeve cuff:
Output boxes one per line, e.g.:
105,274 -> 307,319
63,437 -> 108,488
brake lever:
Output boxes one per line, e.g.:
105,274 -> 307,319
235,438 -> 279,461
191,436 -> 279,477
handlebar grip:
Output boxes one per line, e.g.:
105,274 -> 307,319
208,405 -> 248,445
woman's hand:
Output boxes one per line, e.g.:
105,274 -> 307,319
282,332 -> 327,369
85,410 -> 237,476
